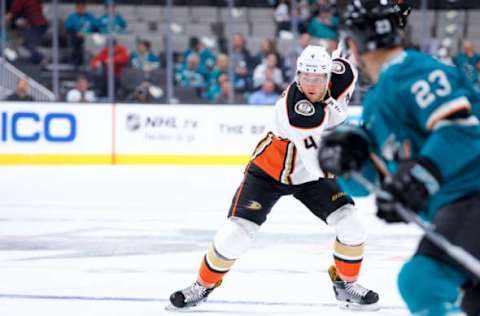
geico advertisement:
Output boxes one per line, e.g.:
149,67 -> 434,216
0,102 -> 112,154
116,105 -> 273,155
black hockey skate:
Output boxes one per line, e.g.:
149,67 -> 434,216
166,280 -> 222,310
328,265 -> 380,311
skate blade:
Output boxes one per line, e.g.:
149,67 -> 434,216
339,301 -> 380,312
165,303 -> 195,312
165,300 -> 208,313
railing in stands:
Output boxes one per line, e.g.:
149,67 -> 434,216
0,58 -> 55,102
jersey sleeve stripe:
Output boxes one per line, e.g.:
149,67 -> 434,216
369,152 -> 391,177
432,116 -> 480,130
280,142 -> 296,185
251,132 -> 273,160
426,96 -> 472,130
402,140 -> 411,160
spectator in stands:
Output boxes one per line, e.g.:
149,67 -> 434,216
97,4 -> 128,34
64,1 -> 99,66
90,38 -> 129,97
130,39 -> 160,77
307,2 -> 339,44
435,40 -> 454,66
248,79 -> 280,105
66,74 -> 96,103
296,0 -> 311,34
207,55 -> 243,102
6,0 -> 48,65
207,73 -> 226,102
284,32 -> 311,81
274,0 -> 291,35
253,53 -> 284,90
209,53 -> 229,87
175,53 -> 207,95
230,33 -> 255,91
6,78 -> 33,101
183,37 -> 216,74
127,81 -> 159,103
454,40 -> 480,86
275,0 -> 311,35
254,38 -> 283,69
211,74 -> 245,104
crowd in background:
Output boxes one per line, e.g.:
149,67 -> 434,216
2,0 -> 480,104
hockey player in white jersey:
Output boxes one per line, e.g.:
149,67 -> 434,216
167,45 -> 379,311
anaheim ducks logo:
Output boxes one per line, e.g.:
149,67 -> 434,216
245,200 -> 262,211
332,61 -> 346,74
294,100 -> 315,117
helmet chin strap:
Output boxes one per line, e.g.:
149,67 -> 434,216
295,74 -> 302,92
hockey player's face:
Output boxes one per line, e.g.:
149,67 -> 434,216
299,72 -> 328,102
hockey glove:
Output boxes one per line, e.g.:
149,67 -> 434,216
461,281 -> 480,316
318,125 -> 372,176
376,158 -> 442,223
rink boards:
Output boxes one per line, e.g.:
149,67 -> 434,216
0,102 -> 362,165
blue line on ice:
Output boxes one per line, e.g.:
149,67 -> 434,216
0,293 -> 404,310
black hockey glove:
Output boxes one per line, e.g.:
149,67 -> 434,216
461,281 -> 480,316
376,158 -> 442,223
318,125 -> 372,176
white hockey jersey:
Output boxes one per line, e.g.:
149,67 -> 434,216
250,58 -> 357,185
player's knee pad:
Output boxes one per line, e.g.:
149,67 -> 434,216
213,216 -> 260,260
462,282 -> 480,316
326,204 -> 366,245
398,255 -> 467,315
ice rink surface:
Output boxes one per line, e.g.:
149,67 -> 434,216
0,166 -> 423,315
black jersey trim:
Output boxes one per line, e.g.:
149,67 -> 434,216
286,84 -> 327,129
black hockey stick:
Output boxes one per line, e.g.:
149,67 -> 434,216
348,171 -> 480,279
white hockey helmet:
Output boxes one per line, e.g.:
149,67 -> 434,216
296,45 -> 332,76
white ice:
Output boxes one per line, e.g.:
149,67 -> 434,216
0,166 -> 423,315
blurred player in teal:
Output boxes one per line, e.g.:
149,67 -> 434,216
318,0 -> 480,315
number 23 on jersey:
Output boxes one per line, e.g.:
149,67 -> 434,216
410,70 -> 452,109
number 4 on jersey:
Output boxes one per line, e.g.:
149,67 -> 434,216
304,136 -> 318,149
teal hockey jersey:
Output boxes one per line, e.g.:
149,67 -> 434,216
342,49 -> 480,220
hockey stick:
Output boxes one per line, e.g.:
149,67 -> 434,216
332,30 -> 349,60
348,170 -> 480,279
